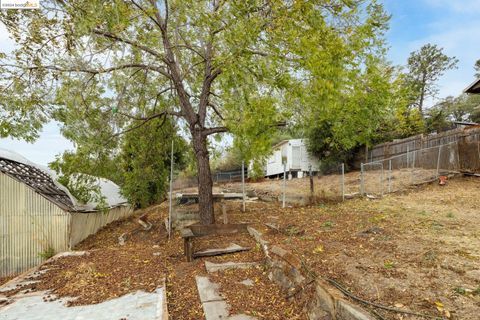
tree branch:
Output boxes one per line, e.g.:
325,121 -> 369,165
92,29 -> 165,61
2,63 -> 171,79
203,126 -> 228,136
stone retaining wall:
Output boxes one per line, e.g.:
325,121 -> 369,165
247,227 -> 374,320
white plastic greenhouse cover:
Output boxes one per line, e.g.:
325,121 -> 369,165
0,148 -> 128,211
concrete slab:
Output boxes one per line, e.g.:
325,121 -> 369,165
205,261 -> 259,273
0,287 -> 167,320
195,276 -> 257,320
202,300 -> 230,319
195,276 -> 223,303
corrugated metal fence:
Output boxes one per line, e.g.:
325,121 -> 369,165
0,173 -> 134,277
0,173 -> 70,276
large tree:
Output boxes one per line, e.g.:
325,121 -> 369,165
406,43 -> 458,115
1,0 -> 389,224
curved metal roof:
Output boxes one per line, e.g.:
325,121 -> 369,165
0,157 -> 75,211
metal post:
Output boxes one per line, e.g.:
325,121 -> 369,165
436,144 -> 442,177
455,141 -> 460,171
309,164 -> 314,201
241,160 -> 246,213
168,140 -> 174,239
406,145 -> 410,168
411,149 -> 416,184
360,163 -> 364,196
380,163 -> 384,197
341,163 -> 345,201
388,159 -> 392,193
282,162 -> 286,208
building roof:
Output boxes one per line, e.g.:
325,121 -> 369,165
0,148 -> 128,212
271,139 -> 305,149
464,78 -> 480,94
0,156 -> 76,211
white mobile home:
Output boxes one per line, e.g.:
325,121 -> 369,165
0,149 -> 133,277
265,139 -> 320,178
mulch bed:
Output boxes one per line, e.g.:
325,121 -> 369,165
210,266 -> 307,319
0,275 -> 15,287
2,202 -> 307,319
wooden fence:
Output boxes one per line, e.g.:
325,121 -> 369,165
353,127 -> 480,172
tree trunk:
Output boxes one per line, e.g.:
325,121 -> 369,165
192,131 -> 215,225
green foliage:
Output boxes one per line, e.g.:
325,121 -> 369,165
423,94 -> 480,133
0,0 -> 402,218
38,246 -> 55,260
406,44 -> 458,114
51,116 -> 188,209
119,118 -> 188,208
475,59 -> 480,78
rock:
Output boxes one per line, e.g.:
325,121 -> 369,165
239,279 -> 254,287
205,261 -> 259,273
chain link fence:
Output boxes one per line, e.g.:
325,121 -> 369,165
360,141 -> 461,197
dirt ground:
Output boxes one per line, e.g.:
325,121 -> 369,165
3,176 -> 478,319
177,167 -> 448,202
223,176 -> 480,319
0,276 -> 14,287
2,204 -> 305,319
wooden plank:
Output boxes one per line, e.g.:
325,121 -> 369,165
180,228 -> 194,238
188,224 -> 249,237
193,244 -> 250,259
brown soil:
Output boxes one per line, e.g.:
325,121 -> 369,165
3,203 -> 305,319
225,176 -> 480,320
0,275 -> 15,287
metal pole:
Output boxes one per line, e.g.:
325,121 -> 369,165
411,149 -> 416,185
282,162 -> 286,208
168,140 -> 174,239
380,163 -> 384,197
388,159 -> 392,193
436,144 -> 442,177
360,163 -> 364,196
241,160 -> 246,213
406,145 -> 409,168
341,163 -> 345,201
455,141 -> 460,171
309,164 -> 314,201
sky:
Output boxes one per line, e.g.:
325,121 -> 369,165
1,0 -> 479,165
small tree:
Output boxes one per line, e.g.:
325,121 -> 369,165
406,44 -> 458,115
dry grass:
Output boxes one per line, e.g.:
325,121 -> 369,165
224,176 -> 480,320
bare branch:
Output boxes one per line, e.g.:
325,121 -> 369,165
203,126 -> 228,136
130,0 -> 164,31
208,102 -> 224,120
93,29 -> 166,61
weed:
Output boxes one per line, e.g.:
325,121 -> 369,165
322,221 -> 334,228
383,260 -> 395,269
38,246 -> 55,260
454,286 -> 480,296
446,212 -> 455,219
